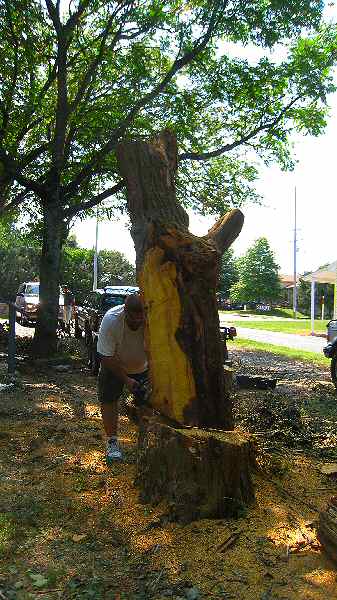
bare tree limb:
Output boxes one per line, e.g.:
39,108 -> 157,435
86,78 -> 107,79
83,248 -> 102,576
1,0 -> 19,139
64,122 -> 78,161
65,0 -> 93,35
48,31 -> 69,185
21,143 -> 50,167
64,179 -> 125,219
0,189 -> 30,214
119,21 -> 157,41
45,0 -> 61,34
179,95 -> 302,161
0,149 -> 46,197
38,60 -> 58,102
15,117 -> 44,146
64,0 -> 227,196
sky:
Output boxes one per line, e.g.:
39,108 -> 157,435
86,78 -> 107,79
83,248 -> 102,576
74,4 -> 337,278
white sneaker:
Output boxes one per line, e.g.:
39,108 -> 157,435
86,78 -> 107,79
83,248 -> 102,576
106,438 -> 123,463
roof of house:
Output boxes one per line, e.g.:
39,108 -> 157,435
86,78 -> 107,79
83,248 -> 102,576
302,260 -> 337,284
279,274 -> 296,288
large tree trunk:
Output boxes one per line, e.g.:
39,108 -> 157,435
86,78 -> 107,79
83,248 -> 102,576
116,130 -> 244,429
116,131 -> 254,521
32,201 -> 65,356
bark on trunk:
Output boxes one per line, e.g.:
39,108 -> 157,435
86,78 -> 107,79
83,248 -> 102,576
116,130 -> 243,429
32,202 -> 65,356
136,414 -> 255,521
318,497 -> 337,564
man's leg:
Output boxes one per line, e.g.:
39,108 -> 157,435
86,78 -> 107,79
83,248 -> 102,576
101,400 -> 119,438
65,306 -> 72,333
62,307 -> 67,331
97,366 -> 124,462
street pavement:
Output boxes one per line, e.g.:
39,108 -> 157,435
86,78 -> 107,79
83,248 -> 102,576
1,317 -> 328,355
218,314 -> 326,354
234,327 -> 326,354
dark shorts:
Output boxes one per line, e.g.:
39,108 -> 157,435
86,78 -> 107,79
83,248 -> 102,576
97,367 -> 149,405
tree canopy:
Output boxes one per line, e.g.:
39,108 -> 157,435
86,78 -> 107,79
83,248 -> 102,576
61,246 -> 136,303
1,0 -> 336,354
1,0 -> 336,221
230,237 -> 282,304
218,248 -> 238,298
0,232 -> 136,303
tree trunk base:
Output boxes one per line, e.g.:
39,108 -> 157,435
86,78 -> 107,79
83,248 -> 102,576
136,415 -> 256,522
318,496 -> 337,564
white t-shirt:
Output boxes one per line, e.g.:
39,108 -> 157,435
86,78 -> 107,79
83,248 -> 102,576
97,304 -> 147,374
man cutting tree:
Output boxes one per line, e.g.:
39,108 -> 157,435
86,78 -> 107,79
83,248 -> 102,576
97,294 -> 148,463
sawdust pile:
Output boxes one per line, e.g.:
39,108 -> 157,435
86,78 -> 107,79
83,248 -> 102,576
0,349 -> 336,599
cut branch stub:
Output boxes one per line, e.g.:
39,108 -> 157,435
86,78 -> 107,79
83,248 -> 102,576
116,130 -> 244,429
208,209 -> 244,254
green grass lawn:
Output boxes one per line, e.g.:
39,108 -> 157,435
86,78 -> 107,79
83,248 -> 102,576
229,319 -> 329,335
220,307 -> 309,319
229,337 -> 329,366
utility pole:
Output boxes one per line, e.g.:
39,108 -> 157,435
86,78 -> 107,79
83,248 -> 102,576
93,210 -> 98,291
293,187 -> 298,319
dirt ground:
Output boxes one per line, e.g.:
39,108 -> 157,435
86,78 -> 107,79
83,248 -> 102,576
0,344 -> 336,600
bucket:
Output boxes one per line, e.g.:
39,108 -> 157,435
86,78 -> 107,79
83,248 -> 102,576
327,320 -> 337,342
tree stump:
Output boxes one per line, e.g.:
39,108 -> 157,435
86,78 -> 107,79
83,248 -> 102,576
318,496 -> 337,563
136,414 -> 255,521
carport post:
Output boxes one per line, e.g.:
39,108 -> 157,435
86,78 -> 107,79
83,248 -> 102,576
8,302 -> 16,375
310,279 -> 315,335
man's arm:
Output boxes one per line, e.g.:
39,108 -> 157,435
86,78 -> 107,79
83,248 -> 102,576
101,355 -> 138,392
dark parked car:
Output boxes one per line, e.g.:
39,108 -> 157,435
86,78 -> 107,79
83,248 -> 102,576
220,326 -> 237,361
75,286 -> 139,375
323,319 -> 337,390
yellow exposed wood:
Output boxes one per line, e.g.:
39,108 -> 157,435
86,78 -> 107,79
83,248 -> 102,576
140,246 -> 196,423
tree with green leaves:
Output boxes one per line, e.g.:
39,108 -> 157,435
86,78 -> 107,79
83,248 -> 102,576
230,237 -> 282,305
0,228 -> 136,303
61,246 -> 136,304
0,222 -> 40,300
218,248 -> 238,298
0,0 -> 336,354
0,246 -> 40,301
